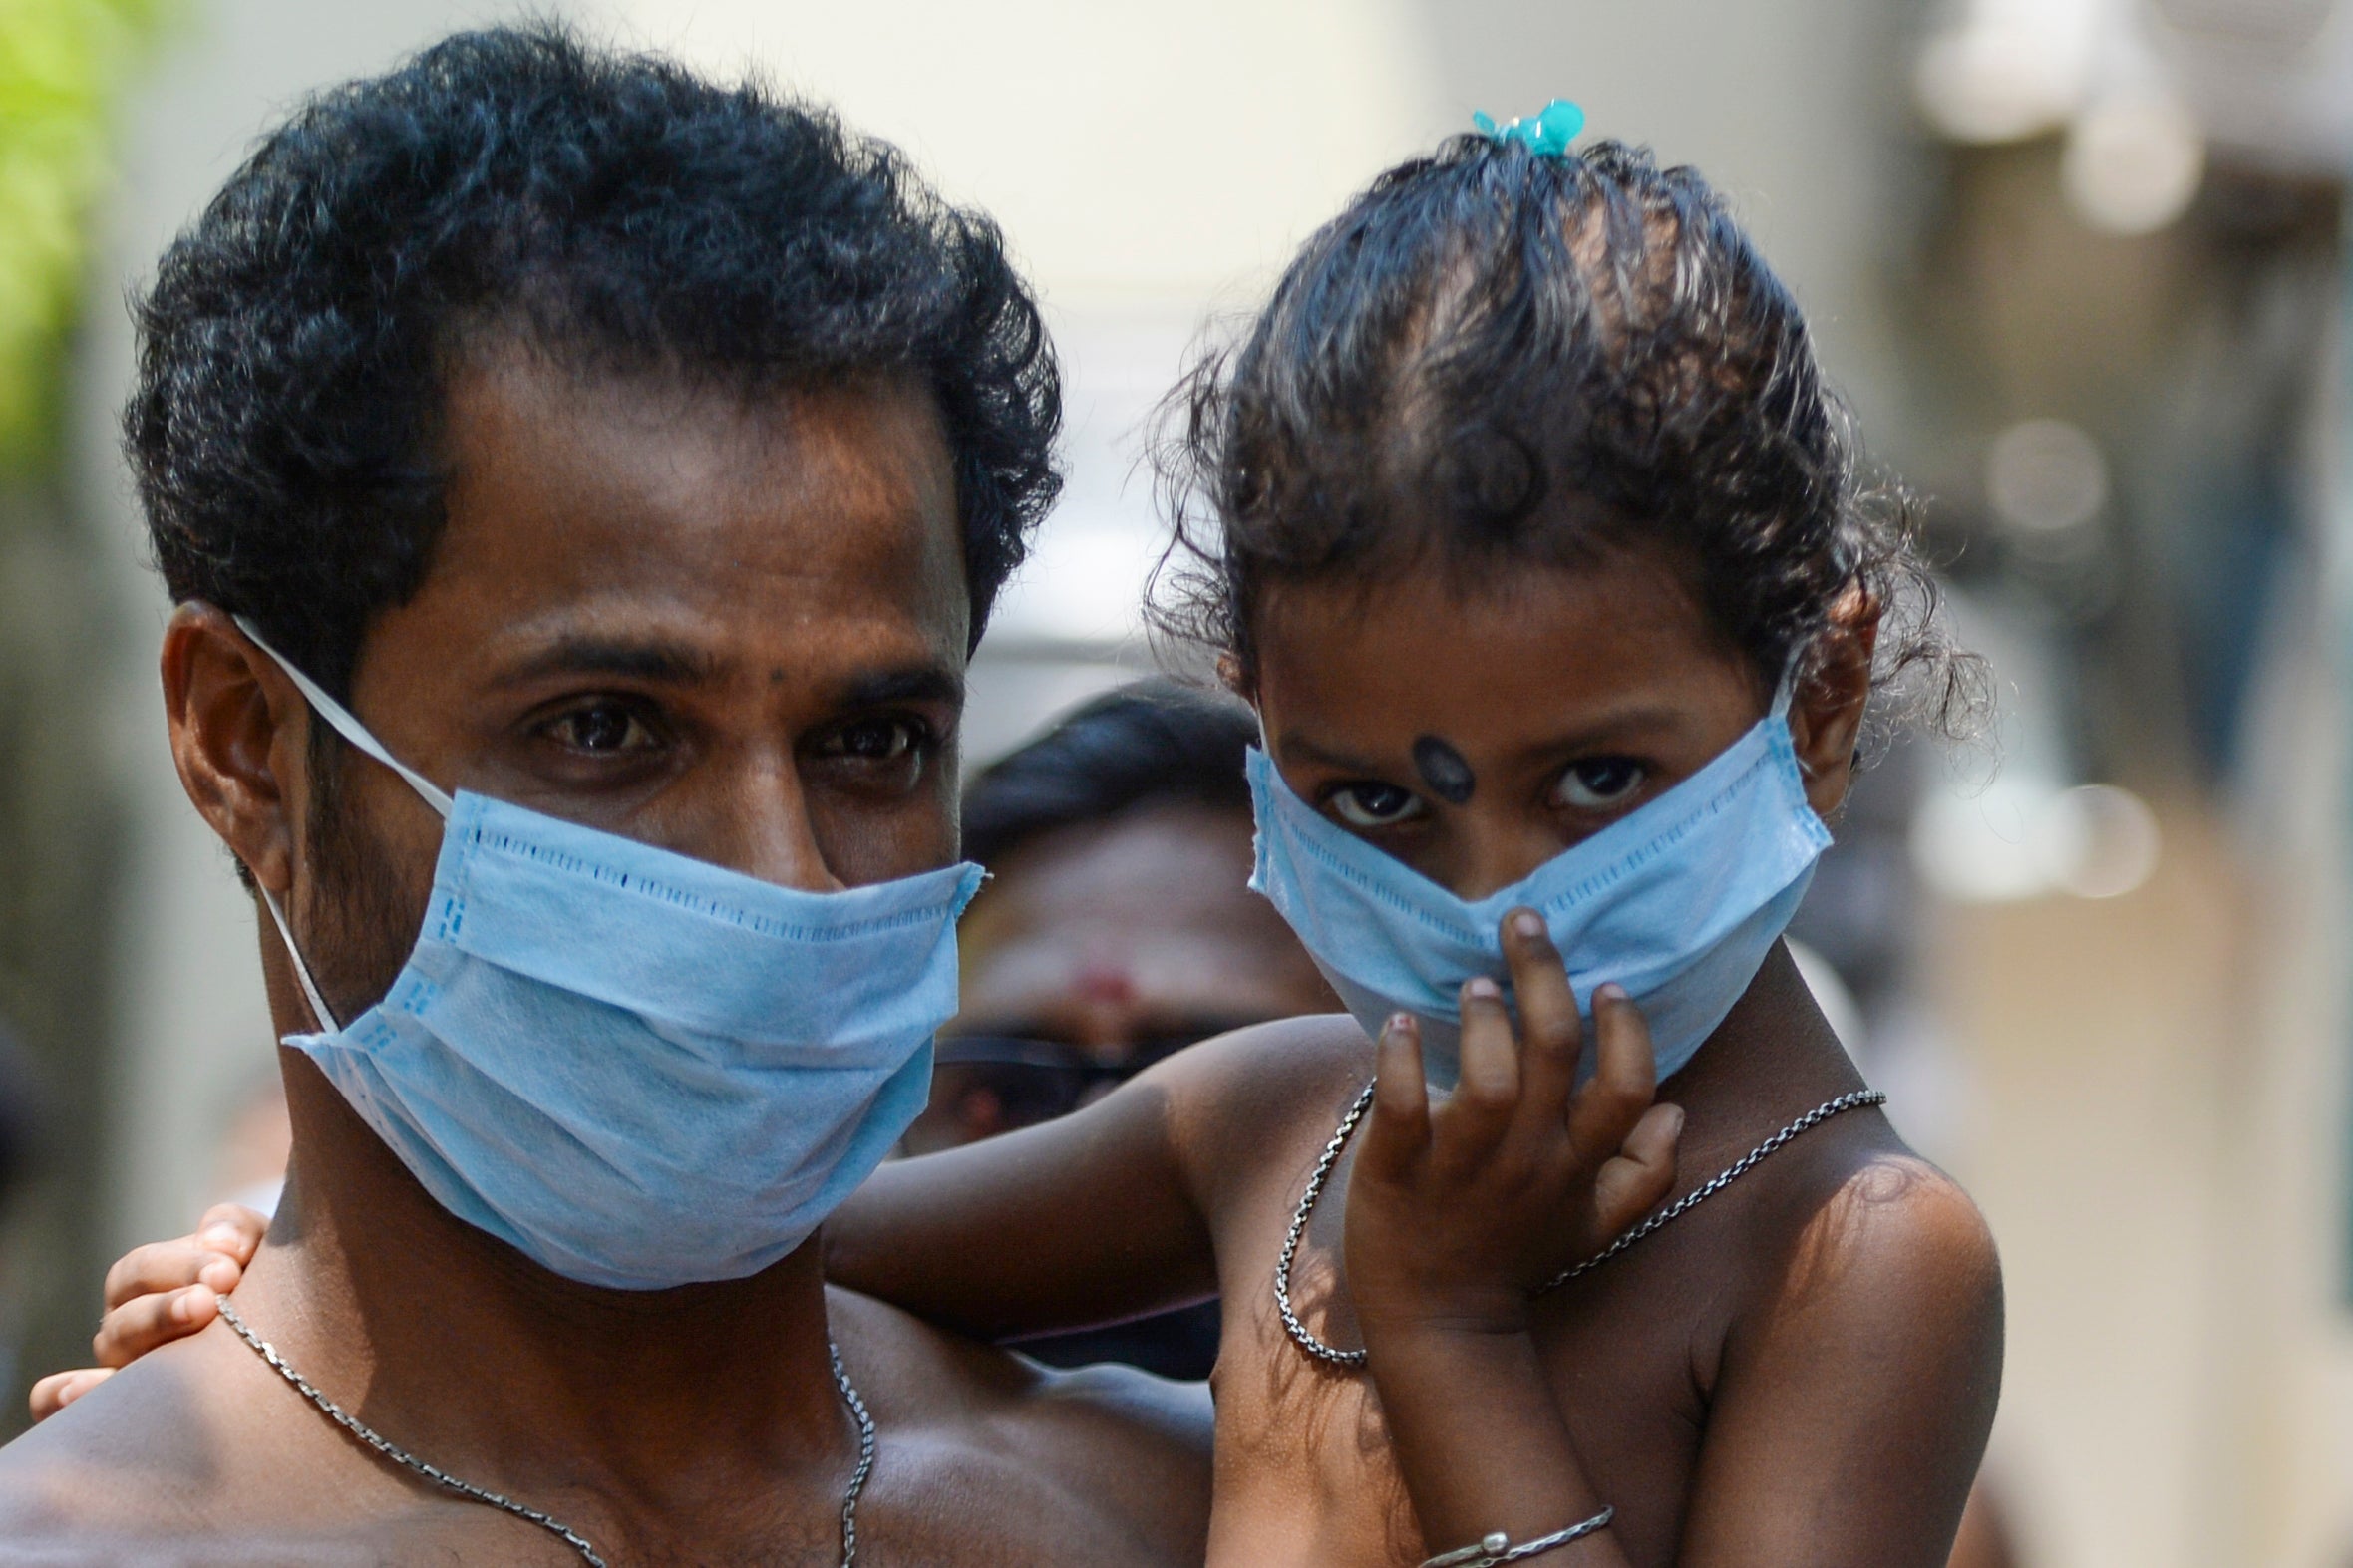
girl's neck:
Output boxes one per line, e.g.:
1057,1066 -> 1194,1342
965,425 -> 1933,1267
1659,941 -> 1869,1160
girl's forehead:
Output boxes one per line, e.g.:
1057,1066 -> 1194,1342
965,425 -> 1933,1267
1250,553 -> 1760,754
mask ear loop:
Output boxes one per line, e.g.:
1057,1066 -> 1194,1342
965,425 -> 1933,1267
230,616 -> 455,820
1772,652 -> 1817,779
229,615 -> 455,1034
259,886 -> 339,1034
1770,654 -> 1805,722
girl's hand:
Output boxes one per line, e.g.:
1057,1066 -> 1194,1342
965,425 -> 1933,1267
27,1202 -> 267,1421
1343,908 -> 1682,1339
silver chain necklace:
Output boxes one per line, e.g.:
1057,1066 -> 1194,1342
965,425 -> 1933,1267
216,1297 -> 877,1566
1274,1084 -> 1888,1368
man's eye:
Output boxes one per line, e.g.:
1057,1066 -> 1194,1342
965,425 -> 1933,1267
550,705 -> 658,755
1553,757 -> 1647,810
822,717 -> 928,764
1327,782 -> 1427,829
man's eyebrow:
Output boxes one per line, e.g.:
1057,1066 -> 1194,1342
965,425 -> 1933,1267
834,664 -> 965,712
490,637 -> 725,688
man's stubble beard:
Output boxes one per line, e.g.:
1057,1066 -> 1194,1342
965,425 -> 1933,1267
294,728 -> 435,1029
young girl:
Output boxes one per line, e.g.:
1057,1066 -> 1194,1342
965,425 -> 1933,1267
48,117 -> 2000,1567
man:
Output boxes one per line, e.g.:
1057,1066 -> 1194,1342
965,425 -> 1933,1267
918,683 -> 1338,1376
0,27 -> 1207,1563
915,681 -> 1335,1157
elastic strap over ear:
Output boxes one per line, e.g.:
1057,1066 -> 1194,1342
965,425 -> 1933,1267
1770,656 -> 1804,721
258,885 -> 338,1034
231,616 -> 455,819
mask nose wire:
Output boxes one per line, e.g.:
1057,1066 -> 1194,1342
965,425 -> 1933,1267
230,615 -> 457,1036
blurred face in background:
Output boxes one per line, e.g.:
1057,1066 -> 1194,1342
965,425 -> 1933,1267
901,802 -> 1337,1153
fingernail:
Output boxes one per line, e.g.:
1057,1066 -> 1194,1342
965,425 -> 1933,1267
1466,977 -> 1503,1001
1596,982 -> 1628,1003
1387,1012 -> 1414,1035
200,1226 -> 241,1250
169,1290 -> 194,1324
1511,910 -> 1543,939
200,1258 -> 237,1291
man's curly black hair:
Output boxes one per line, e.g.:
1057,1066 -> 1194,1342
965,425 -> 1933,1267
127,23 -> 1061,701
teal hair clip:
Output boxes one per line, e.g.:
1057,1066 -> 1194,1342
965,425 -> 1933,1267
1472,98 -> 1586,157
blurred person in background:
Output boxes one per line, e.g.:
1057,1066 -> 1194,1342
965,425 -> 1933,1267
923,680 -> 1337,1377
916,680 -> 1334,1159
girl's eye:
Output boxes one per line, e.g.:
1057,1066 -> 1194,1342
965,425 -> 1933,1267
1553,757 -> 1647,811
549,704 -> 659,756
1327,782 -> 1427,829
821,716 -> 929,765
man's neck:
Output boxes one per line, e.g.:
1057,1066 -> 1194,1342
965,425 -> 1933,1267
230,1050 -> 856,1513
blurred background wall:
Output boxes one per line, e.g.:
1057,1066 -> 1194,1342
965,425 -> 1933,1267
0,0 -> 2347,1562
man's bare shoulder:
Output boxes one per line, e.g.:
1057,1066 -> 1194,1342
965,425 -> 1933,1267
827,1285 -> 1211,1564
0,1338 -> 230,1536
0,1329 -> 437,1562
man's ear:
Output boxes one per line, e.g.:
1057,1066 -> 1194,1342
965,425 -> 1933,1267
161,603 -> 313,895
1787,584 -> 1881,820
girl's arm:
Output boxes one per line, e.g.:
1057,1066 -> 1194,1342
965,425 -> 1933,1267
1346,913 -> 1680,1568
1349,910 -> 2002,1568
823,1030 -> 1260,1342
1673,1160 -> 2001,1565
58,1024 -> 1286,1389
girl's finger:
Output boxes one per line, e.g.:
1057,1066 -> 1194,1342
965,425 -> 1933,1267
93,1284 -> 218,1370
1500,908 -> 1581,1138
1567,982 -> 1657,1161
1441,977 -> 1519,1159
102,1239 -> 243,1312
192,1202 -> 269,1262
1590,1102 -> 1684,1235
29,1367 -> 112,1423
1360,1013 -> 1433,1179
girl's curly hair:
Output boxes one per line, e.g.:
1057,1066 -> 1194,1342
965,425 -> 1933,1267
1153,136 -> 1980,737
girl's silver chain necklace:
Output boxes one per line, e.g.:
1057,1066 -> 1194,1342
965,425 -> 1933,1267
215,1297 -> 876,1566
1274,1084 -> 1888,1368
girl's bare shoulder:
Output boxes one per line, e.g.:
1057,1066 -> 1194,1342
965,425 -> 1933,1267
1150,1014 -> 1376,1196
1731,1112 -> 2003,1361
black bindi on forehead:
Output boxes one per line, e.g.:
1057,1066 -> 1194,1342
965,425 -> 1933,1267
1411,735 -> 1476,805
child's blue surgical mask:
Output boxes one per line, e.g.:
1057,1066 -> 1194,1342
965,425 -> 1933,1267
1247,684 -> 1831,1088
237,620 -> 980,1290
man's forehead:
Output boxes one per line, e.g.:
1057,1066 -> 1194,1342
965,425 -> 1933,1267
365,345 -> 972,696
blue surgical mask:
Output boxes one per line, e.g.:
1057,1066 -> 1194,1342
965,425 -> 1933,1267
237,621 -> 981,1291
1247,685 -> 1830,1088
